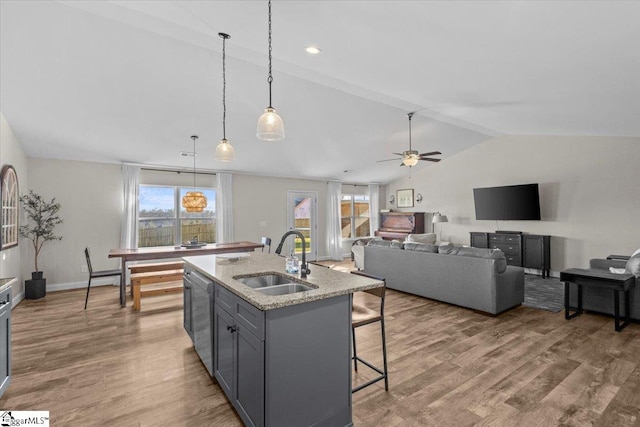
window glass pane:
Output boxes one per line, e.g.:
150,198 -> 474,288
355,218 -> 370,237
139,219 -> 175,247
340,197 -> 352,219
341,218 -> 352,239
181,219 -> 216,244
139,186 -> 175,218
354,196 -> 370,218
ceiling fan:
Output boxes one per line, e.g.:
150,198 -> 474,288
377,112 -> 442,167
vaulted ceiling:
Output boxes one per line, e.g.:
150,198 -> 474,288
1,1 -> 638,183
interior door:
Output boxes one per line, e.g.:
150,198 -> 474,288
286,191 -> 318,262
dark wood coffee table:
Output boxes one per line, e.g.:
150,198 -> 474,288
561,268 -> 636,332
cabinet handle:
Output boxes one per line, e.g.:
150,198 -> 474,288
227,325 -> 237,333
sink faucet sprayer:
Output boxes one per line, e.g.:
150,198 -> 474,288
275,231 -> 311,278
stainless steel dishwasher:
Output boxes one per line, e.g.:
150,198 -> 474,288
188,267 -> 214,376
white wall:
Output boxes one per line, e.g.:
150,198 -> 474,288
0,112 -> 29,301
26,158 -> 123,287
232,174 -> 329,258
385,135 -> 640,273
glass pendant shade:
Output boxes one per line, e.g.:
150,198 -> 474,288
215,138 -> 235,162
182,191 -> 207,213
256,107 -> 285,141
403,155 -> 419,167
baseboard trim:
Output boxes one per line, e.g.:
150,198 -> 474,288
12,292 -> 24,309
47,278 -> 119,292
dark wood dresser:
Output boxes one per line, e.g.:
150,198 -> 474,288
470,231 -> 551,277
375,212 -> 425,240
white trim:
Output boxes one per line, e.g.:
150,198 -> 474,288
46,277 -> 119,292
12,291 -> 24,308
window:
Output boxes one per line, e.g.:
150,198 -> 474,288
138,185 -> 216,247
340,194 -> 370,239
1,165 -> 19,250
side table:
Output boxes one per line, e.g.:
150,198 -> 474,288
561,268 -> 635,332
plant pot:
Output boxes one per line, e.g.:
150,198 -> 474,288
25,278 -> 46,299
32,271 -> 44,280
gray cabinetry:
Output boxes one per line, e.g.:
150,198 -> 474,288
0,284 -> 12,398
470,232 -> 488,248
183,271 -> 194,341
214,284 -> 264,427
213,282 -> 352,427
189,267 -> 214,376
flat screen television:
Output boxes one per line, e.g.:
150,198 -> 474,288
473,184 -> 541,220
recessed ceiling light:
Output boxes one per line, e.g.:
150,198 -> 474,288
305,46 -> 321,55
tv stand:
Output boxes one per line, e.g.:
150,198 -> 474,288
470,231 -> 551,278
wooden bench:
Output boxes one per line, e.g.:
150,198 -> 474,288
128,261 -> 184,297
130,264 -> 184,311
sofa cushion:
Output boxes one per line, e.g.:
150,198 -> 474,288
407,233 -> 437,244
438,245 -> 507,273
390,240 -> 404,250
368,239 -> 392,248
626,254 -> 640,278
404,242 -> 438,253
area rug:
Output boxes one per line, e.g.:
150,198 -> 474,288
523,274 -> 564,312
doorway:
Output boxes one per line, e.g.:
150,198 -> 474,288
286,191 -> 318,261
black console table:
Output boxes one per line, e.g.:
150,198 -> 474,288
470,232 -> 551,277
561,268 -> 635,332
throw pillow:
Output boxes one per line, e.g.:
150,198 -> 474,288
632,248 -> 640,258
367,239 -> 392,248
407,233 -> 437,244
404,242 -> 438,253
438,243 -> 457,255
626,254 -> 640,278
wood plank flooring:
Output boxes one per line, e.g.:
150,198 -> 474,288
2,268 -> 640,426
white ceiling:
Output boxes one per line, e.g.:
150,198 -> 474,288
1,1 -> 639,184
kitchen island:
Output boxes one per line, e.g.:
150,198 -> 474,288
182,252 -> 383,427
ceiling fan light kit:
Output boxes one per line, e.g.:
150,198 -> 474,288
377,112 -> 442,167
257,0 -> 285,141
215,32 -> 235,162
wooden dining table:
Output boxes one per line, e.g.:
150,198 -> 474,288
109,241 -> 264,307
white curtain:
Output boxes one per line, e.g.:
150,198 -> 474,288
368,184 -> 380,237
327,181 -> 343,260
216,173 -> 234,243
120,165 -> 140,249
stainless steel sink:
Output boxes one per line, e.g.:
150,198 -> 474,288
255,283 -> 314,296
235,274 -> 293,288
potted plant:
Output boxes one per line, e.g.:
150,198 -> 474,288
19,190 -> 63,299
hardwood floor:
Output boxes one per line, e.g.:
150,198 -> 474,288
2,267 -> 640,426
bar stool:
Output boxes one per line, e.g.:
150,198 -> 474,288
350,270 -> 389,392
84,247 -> 122,309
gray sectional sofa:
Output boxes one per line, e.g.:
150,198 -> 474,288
363,241 -> 525,315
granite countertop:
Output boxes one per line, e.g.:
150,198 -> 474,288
183,252 -> 383,310
0,277 -> 17,293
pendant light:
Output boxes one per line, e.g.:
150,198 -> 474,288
182,135 -> 208,212
256,0 -> 285,141
215,32 -> 235,162
403,113 -> 419,167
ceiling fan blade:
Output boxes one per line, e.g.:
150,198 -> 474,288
376,158 -> 402,163
419,158 -> 441,162
419,151 -> 442,157
400,162 -> 405,167
392,152 -> 405,156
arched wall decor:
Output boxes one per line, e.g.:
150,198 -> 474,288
1,165 -> 19,250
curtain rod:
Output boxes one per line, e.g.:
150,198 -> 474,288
123,162 -> 217,176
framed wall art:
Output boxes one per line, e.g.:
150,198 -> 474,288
396,188 -> 414,208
